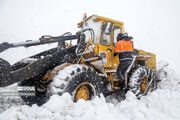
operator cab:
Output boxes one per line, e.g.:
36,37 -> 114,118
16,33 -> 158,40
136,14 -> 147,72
78,15 -> 124,70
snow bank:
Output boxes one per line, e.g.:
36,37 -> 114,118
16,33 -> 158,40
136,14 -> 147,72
0,64 -> 180,120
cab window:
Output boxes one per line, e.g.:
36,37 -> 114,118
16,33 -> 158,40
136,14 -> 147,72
113,26 -> 121,46
100,23 -> 112,46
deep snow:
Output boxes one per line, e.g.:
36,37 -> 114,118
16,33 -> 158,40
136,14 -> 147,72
0,0 -> 180,119
0,64 -> 180,120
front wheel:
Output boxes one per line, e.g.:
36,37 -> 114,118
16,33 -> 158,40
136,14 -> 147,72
129,66 -> 157,96
49,64 -> 103,102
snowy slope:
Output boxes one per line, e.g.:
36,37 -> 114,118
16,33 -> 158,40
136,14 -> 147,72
0,64 -> 180,120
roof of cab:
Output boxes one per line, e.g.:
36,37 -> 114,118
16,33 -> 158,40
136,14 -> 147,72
78,15 -> 124,28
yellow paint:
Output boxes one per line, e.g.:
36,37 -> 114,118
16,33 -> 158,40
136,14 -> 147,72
77,15 -> 156,91
75,86 -> 89,102
147,52 -> 156,71
65,42 -> 73,47
84,19 -> 124,68
137,49 -> 156,71
75,82 -> 91,102
141,76 -> 148,92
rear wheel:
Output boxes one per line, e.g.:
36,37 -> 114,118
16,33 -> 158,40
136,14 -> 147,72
129,66 -> 157,96
49,64 -> 103,102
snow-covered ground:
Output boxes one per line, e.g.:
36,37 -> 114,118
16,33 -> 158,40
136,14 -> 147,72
0,0 -> 180,119
0,63 -> 180,120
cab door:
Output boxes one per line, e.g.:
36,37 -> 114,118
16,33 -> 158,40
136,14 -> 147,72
113,25 -> 122,47
111,25 -> 122,69
98,22 -> 113,68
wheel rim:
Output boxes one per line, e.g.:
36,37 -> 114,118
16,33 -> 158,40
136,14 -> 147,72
74,82 -> 94,102
140,76 -> 148,92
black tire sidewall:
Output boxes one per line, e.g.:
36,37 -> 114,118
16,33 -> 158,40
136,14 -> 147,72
64,68 -> 102,99
130,66 -> 155,95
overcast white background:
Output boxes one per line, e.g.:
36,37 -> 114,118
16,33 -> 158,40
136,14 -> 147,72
0,0 -> 180,73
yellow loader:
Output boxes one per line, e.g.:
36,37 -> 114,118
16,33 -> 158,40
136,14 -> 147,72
0,15 -> 157,105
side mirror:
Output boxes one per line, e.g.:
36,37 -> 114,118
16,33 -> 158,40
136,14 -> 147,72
105,22 -> 113,35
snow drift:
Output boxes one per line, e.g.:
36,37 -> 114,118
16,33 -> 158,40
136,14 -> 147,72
0,63 -> 180,120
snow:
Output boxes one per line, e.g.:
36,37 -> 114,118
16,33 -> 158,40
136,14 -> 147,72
49,64 -> 86,94
0,0 -> 180,119
81,17 -> 102,43
0,64 -> 180,120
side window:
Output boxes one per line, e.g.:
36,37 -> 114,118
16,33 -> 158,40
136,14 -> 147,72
100,23 -> 112,46
113,26 -> 121,46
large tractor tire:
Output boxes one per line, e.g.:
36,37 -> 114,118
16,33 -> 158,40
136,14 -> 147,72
129,66 -> 157,96
49,64 -> 103,102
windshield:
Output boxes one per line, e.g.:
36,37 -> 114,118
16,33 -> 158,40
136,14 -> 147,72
81,18 -> 101,43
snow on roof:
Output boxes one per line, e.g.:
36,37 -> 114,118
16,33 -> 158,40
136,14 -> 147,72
78,15 -> 124,28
